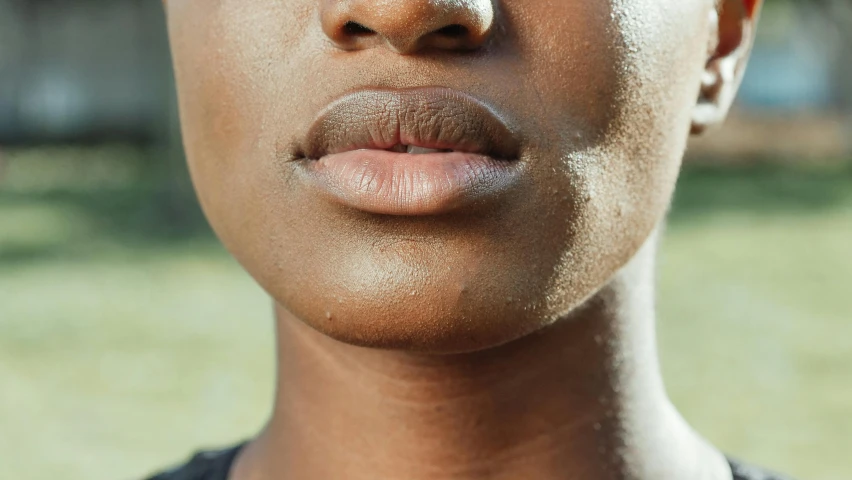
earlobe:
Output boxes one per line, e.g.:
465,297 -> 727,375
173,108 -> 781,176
743,0 -> 760,17
691,0 -> 762,135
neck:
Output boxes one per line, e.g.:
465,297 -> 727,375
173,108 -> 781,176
235,236 -> 730,480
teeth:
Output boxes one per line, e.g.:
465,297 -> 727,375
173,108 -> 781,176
407,146 -> 443,155
387,144 -> 452,154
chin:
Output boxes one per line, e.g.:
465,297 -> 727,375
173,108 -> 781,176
263,232 -> 624,354
278,289 -> 551,355
275,263 -> 535,353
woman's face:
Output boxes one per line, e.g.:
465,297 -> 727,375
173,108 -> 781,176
166,0 -> 718,352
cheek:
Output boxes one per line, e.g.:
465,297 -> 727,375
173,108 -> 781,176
507,0 -> 710,314
596,0 -> 710,220
168,0 -> 313,258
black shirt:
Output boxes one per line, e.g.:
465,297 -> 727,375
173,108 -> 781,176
145,443 -> 795,480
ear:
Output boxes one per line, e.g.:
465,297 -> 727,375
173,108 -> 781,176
691,0 -> 762,135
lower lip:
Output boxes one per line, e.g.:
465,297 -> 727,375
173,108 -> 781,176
301,149 -> 523,216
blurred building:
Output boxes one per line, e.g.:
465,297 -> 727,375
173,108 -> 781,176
0,0 -> 171,145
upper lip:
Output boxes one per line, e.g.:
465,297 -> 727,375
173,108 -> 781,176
299,87 -> 520,160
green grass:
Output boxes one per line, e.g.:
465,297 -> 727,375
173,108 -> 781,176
1,149 -> 850,480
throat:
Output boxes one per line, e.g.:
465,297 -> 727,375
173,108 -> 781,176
235,240 -> 731,480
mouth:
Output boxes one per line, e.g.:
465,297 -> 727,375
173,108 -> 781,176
295,87 -> 524,216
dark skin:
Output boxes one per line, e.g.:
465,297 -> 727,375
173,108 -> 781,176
163,0 -> 763,478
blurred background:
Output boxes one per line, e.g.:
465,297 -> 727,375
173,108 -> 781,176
0,1 -> 850,479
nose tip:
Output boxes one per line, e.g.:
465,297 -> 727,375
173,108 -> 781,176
321,0 -> 495,54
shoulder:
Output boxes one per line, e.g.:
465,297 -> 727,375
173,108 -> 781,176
728,457 -> 798,480
145,444 -> 245,480
143,447 -> 794,480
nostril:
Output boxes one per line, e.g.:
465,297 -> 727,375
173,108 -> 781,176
434,24 -> 469,38
343,21 -> 375,37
